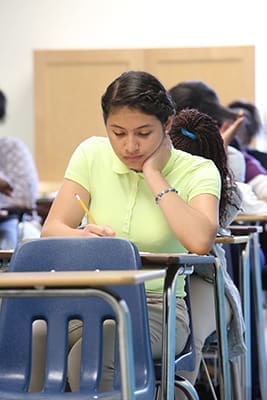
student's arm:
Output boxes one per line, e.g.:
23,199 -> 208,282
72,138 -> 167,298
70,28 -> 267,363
41,179 -> 115,238
142,136 -> 219,255
145,171 -> 218,255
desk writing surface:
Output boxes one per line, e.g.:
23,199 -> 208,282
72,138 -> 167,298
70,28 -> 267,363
0,250 -> 13,261
140,252 -> 215,265
0,269 -> 166,288
230,225 -> 263,234
215,235 -> 250,245
2,250 -> 216,265
235,214 -> 267,222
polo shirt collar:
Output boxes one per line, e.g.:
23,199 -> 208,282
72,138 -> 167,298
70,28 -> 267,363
112,151 -> 132,174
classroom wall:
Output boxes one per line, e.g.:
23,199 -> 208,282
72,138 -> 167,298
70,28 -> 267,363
0,0 -> 266,156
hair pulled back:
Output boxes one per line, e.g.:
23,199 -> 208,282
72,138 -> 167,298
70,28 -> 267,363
101,71 -> 175,125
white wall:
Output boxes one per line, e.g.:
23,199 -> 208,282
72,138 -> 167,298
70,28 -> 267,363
0,0 -> 266,155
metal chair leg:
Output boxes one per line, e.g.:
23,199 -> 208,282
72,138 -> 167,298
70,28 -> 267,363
213,259 -> 232,400
230,360 -> 243,400
250,232 -> 267,399
174,375 -> 200,400
239,240 -> 252,400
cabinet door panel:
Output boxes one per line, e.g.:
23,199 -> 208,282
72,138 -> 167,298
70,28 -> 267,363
34,46 -> 254,184
34,49 -> 144,181
145,46 -> 254,103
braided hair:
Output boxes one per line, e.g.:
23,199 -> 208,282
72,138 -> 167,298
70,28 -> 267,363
169,108 -> 240,226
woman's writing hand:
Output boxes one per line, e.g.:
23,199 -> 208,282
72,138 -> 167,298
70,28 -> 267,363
142,134 -> 172,174
81,224 -> 116,238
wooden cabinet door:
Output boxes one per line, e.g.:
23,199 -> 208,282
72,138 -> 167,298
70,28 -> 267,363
144,46 -> 254,103
34,49 -> 144,182
34,46 -> 254,184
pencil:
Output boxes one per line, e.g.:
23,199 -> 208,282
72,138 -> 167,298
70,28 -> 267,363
74,193 -> 96,224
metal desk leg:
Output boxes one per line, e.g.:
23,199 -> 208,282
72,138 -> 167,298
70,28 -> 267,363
160,266 -> 180,400
240,240 -> 252,400
159,264 -> 199,400
213,259 -> 232,400
250,232 -> 267,399
151,254 -> 214,400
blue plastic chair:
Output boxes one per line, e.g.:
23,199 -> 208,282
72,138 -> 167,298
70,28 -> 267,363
0,237 -> 155,399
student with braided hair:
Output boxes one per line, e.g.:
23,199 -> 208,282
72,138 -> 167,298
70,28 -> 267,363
170,108 -> 239,229
169,82 -> 266,398
169,108 -> 245,396
169,80 -> 246,184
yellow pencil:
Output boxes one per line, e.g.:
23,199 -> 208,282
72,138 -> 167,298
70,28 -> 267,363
74,193 -> 96,224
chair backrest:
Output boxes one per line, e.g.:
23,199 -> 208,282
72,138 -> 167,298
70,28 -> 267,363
0,237 -> 155,399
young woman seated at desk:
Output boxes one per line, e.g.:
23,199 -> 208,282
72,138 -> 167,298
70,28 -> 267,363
32,71 -> 229,397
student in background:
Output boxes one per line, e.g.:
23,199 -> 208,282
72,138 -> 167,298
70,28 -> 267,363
168,80 -> 267,214
228,99 -> 267,200
168,80 -> 265,399
169,108 -> 245,395
168,80 -> 246,183
228,99 -> 267,280
228,99 -> 267,168
0,90 -> 40,248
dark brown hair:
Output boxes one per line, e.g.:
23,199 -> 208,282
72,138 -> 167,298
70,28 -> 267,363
228,99 -> 262,139
169,80 -> 238,128
169,108 -> 240,226
0,90 -> 6,120
101,71 -> 175,125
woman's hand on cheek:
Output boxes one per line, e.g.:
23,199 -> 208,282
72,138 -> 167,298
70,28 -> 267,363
142,134 -> 172,174
81,224 -> 116,237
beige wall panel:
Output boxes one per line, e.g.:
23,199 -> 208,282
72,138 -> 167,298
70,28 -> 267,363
34,46 -> 254,183
34,50 -> 144,181
144,46 -> 255,104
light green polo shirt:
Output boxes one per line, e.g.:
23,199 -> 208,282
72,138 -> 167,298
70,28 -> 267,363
65,136 -> 221,297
